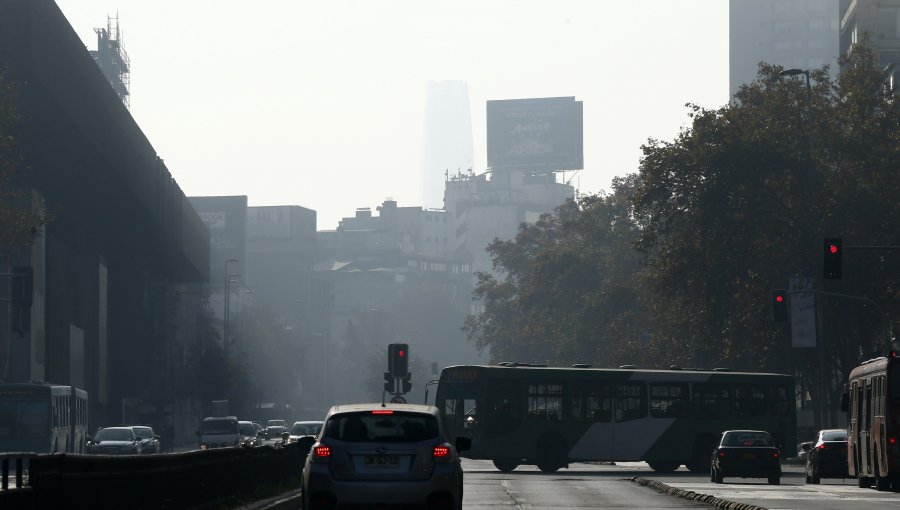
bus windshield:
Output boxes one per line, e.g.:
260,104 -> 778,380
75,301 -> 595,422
0,399 -> 50,438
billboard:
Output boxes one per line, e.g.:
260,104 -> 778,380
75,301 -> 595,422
487,97 -> 583,172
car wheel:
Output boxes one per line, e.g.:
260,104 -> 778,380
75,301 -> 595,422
714,468 -> 724,484
492,458 -> 519,472
647,460 -> 680,473
768,474 -> 780,485
876,475 -> 891,491
810,464 -> 820,484
535,433 -> 567,473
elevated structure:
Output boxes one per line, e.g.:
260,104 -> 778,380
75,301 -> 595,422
0,0 -> 208,436
90,15 -> 130,109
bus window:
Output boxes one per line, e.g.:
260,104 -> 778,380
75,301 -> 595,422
734,385 -> 766,417
650,383 -> 688,418
769,386 -> 790,416
570,384 -> 611,422
692,384 -> 730,419
614,383 -> 646,422
527,384 -> 562,421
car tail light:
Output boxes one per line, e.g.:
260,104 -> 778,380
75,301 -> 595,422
818,444 -> 827,450
372,410 -> 394,415
773,451 -> 780,459
312,444 -> 331,462
718,451 -> 726,458
433,444 -> 452,462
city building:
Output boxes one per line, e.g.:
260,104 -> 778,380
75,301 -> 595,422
729,0 -> 839,96
840,0 -> 900,80
422,80 -> 474,210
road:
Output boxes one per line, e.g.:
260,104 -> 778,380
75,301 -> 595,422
458,459 -> 900,510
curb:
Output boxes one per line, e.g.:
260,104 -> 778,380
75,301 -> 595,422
630,477 -> 769,510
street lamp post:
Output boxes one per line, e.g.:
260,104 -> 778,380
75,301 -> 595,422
779,68 -> 813,158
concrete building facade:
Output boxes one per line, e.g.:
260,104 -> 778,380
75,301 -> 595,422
729,0 -> 840,96
840,0 -> 900,77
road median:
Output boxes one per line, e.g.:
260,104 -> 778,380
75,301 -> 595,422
630,477 -> 768,510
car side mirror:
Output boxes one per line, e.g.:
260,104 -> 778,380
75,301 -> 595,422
840,392 -> 849,413
455,436 -> 471,452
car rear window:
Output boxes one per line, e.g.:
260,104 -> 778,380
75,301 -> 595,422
822,430 -> 847,441
324,412 -> 439,443
202,420 -> 237,434
722,431 -> 774,447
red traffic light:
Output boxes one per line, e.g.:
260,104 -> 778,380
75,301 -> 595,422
399,350 -> 405,357
775,295 -> 784,303
829,244 -> 839,254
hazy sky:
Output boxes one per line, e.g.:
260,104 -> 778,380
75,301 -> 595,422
55,1 -> 729,229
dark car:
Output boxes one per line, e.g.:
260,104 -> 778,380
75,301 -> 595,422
238,420 -> 261,448
265,419 -> 287,441
87,426 -> 142,455
301,403 -> 470,510
805,428 -> 848,483
710,430 -> 781,485
288,420 -> 324,452
130,425 -> 161,454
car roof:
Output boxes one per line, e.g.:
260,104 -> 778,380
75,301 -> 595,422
100,426 -> 133,432
722,429 -> 771,434
293,420 -> 324,425
325,403 -> 440,419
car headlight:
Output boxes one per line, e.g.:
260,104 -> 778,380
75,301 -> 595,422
200,443 -> 209,450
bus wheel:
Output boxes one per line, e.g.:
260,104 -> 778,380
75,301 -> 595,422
535,434 -> 567,473
492,459 -> 519,472
647,460 -> 680,473
685,436 -> 716,473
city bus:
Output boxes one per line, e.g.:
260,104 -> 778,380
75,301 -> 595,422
847,355 -> 900,491
434,364 -> 796,472
0,382 -> 89,453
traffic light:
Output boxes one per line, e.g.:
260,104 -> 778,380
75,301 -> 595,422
772,290 -> 789,323
383,371 -> 394,393
401,373 -> 412,394
823,238 -> 842,279
388,343 -> 408,378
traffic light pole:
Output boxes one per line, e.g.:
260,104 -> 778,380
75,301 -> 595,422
789,288 -> 894,353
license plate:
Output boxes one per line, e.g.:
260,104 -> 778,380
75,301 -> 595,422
742,453 -> 758,459
364,454 -> 399,467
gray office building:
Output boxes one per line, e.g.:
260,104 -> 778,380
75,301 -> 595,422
730,0 -> 839,97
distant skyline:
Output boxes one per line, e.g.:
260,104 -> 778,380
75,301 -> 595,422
422,80 -> 474,210
55,1 -> 729,229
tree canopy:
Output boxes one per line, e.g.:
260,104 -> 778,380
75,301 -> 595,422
465,44 -> 900,411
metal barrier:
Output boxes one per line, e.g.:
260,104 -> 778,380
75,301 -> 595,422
0,444 -> 304,509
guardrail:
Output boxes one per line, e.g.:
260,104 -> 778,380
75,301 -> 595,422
0,443 -> 304,509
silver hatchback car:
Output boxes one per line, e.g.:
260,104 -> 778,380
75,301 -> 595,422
301,403 -> 471,510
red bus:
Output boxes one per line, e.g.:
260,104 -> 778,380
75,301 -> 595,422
847,355 -> 900,490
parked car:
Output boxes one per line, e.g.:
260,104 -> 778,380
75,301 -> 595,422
710,430 -> 781,485
87,426 -> 142,455
197,416 -> 241,449
301,403 -> 470,509
288,420 -> 324,452
130,425 -> 161,454
805,428 -> 849,483
238,420 -> 261,448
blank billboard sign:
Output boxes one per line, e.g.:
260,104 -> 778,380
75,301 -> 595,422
486,97 -> 583,172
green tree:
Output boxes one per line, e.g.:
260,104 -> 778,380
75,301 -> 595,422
464,176 -> 649,367
0,67 -> 48,251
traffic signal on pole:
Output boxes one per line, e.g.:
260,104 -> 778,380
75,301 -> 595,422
388,343 -> 409,378
772,290 -> 789,323
401,373 -> 412,394
383,371 -> 393,393
823,237 -> 842,279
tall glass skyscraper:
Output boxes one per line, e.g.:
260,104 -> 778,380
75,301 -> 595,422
422,80 -> 474,210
